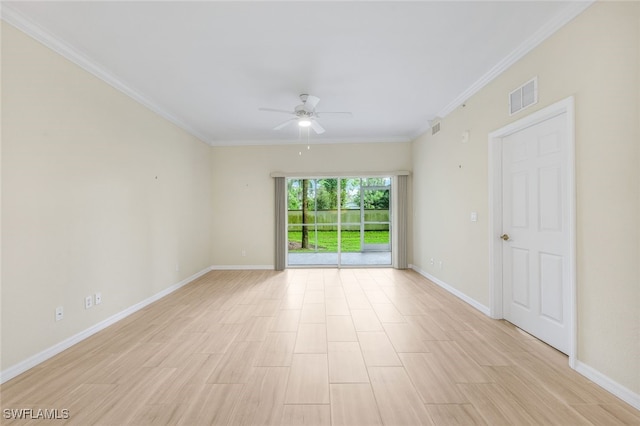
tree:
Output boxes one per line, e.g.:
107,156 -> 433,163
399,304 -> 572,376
287,179 -> 301,210
306,178 -> 348,210
354,178 -> 390,209
302,179 -> 309,249
363,189 -> 389,209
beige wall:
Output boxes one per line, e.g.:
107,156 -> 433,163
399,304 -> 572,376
211,142 -> 411,267
2,0 -> 638,400
1,24 -> 213,370
412,1 -> 639,393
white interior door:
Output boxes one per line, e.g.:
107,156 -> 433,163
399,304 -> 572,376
502,112 -> 570,354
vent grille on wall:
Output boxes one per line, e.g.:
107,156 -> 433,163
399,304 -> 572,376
509,77 -> 538,115
431,122 -> 441,135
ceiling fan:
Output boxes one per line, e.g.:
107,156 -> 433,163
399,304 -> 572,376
259,94 -> 352,135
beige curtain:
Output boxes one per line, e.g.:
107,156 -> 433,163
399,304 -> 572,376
274,177 -> 286,271
397,175 -> 408,269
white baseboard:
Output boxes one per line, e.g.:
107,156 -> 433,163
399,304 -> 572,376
409,265 -> 640,411
410,264 -> 491,316
0,266 -> 212,384
574,361 -> 640,410
210,265 -> 274,270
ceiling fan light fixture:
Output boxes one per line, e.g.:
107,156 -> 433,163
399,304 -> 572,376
260,94 -> 349,135
298,118 -> 312,127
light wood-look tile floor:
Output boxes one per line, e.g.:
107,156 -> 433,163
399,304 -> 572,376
2,269 -> 639,425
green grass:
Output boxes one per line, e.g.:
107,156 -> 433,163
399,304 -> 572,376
288,230 -> 389,252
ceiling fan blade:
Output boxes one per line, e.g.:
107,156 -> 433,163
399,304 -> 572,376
315,111 -> 353,117
304,95 -> 320,112
273,118 -> 296,130
310,119 -> 325,135
259,107 -> 293,114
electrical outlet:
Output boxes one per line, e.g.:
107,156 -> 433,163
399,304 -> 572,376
85,295 -> 93,309
175,263 -> 180,272
429,258 -> 435,266
95,292 -> 102,305
241,249 -> 246,257
55,306 -> 64,321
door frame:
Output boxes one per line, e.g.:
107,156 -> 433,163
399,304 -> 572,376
488,96 -> 576,366
361,183 -> 392,252
283,174 -> 394,268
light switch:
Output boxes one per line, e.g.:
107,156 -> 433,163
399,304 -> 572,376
470,211 -> 478,222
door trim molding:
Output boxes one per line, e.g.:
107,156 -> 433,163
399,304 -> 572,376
488,96 -> 576,366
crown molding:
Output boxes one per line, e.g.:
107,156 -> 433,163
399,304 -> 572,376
209,136 -> 411,147
2,1 -> 595,146
436,0 -> 595,119
1,4 -> 214,146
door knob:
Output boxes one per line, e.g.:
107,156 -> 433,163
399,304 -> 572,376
500,234 -> 510,241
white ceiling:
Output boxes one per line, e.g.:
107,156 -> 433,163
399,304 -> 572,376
3,1 -> 591,146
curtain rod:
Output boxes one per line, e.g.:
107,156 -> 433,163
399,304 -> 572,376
270,171 -> 411,178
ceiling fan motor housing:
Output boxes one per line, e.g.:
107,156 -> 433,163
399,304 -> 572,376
294,105 -> 314,118
259,93 -> 344,135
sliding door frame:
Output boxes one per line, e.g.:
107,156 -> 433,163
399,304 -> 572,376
272,171 -> 410,269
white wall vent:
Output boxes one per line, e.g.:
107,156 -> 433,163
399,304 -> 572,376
509,77 -> 538,115
431,121 -> 441,135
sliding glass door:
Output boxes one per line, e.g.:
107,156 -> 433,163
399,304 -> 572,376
287,176 -> 391,267
287,178 -> 339,266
